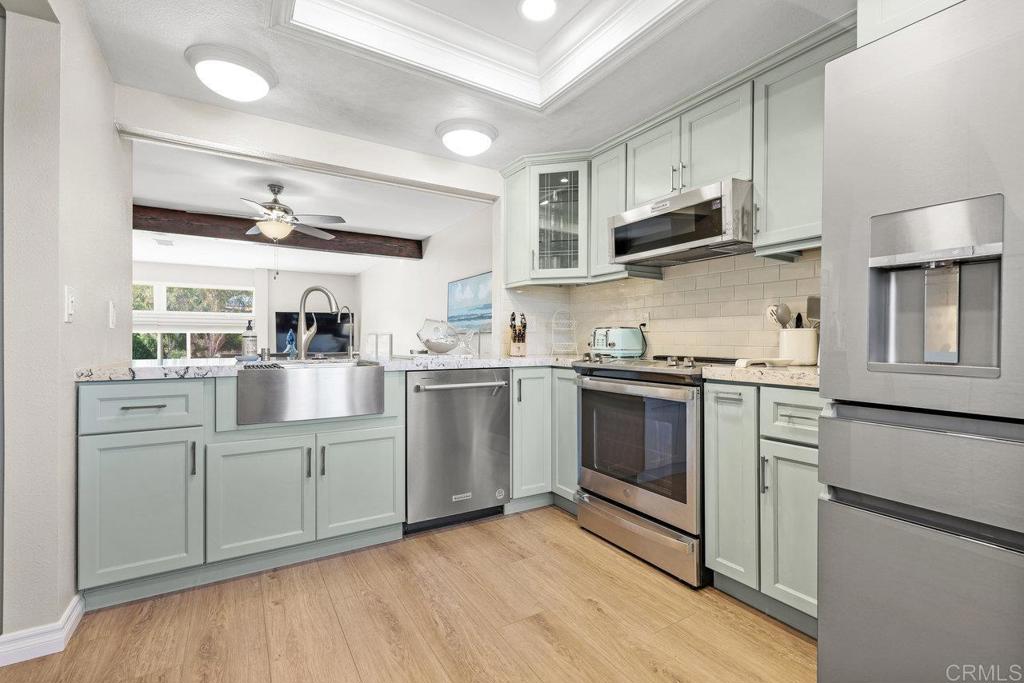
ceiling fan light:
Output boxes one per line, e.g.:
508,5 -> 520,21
256,219 -> 294,240
185,45 -> 277,103
519,0 -> 557,22
435,119 -> 498,157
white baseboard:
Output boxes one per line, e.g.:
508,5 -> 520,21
0,594 -> 84,667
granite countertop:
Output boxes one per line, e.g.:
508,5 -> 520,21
75,355 -> 579,382
701,364 -> 819,389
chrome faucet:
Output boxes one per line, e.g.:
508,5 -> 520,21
337,304 -> 357,360
297,286 -> 340,360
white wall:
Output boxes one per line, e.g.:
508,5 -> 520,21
132,261 -> 360,352
359,206 -> 492,356
3,0 -> 132,638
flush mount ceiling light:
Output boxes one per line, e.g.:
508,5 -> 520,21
185,44 -> 278,102
435,119 -> 498,157
519,0 -> 557,22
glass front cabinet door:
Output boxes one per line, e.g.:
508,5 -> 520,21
529,161 -> 589,279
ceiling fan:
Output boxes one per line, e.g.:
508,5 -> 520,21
241,183 -> 345,241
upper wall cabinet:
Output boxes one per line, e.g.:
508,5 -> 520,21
589,145 -> 627,278
680,83 -> 753,190
530,161 -> 589,279
505,167 -> 532,285
626,118 -> 682,209
626,85 -> 752,210
857,0 -> 962,46
752,34 -> 855,254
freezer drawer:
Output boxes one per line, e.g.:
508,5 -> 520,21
820,412 -> 1024,534
819,500 -> 1024,683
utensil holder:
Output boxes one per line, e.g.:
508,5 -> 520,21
779,329 -> 818,366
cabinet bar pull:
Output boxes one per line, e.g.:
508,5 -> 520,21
714,391 -> 744,400
120,403 -> 167,411
760,455 -> 769,494
320,446 -> 326,476
670,165 -> 678,191
190,441 -> 197,476
306,448 -> 312,478
517,378 -> 523,403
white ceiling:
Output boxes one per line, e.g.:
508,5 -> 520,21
86,0 -> 854,167
133,141 -> 491,240
132,141 -> 492,274
408,0 -> 592,52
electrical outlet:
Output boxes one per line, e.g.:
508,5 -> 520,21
64,285 -> 78,323
108,301 -> 117,329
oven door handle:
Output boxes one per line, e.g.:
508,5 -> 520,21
577,376 -> 698,403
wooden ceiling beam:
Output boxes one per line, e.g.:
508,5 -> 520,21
132,205 -> 423,260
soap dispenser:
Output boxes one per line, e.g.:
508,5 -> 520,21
242,320 -> 258,357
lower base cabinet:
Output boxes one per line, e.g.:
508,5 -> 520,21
759,438 -> 823,617
78,427 -> 205,590
703,382 -> 822,617
206,435 -> 317,562
316,426 -> 405,539
512,368 -> 553,498
704,384 -> 761,589
551,368 -> 579,501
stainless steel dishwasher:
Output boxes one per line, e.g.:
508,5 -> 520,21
406,368 -> 510,528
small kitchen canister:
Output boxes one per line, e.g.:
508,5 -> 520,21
779,328 -> 818,366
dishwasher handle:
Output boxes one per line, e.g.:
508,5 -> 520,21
413,381 -> 509,392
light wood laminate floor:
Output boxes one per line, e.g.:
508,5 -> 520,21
0,506 -> 816,682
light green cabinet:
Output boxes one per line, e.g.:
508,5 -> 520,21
759,439 -> 824,617
504,167 -> 531,285
703,383 -> 760,589
752,35 -> 854,253
589,145 -> 627,278
626,118 -> 681,209
529,161 -> 589,279
512,368 -> 553,498
680,83 -> 753,189
857,0 -> 962,46
551,368 -> 579,501
316,426 -> 405,539
78,427 -> 204,589
206,434 -> 316,562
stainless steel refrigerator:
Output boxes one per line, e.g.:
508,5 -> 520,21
819,1 -> 1024,681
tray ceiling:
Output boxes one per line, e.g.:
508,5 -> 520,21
274,0 -> 714,107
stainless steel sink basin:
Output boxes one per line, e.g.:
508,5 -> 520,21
236,360 -> 384,425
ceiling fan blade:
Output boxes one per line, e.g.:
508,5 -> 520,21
294,214 -> 346,225
246,226 -> 262,236
241,198 -> 270,215
292,223 -> 336,240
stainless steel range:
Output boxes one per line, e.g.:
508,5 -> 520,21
572,355 -> 726,586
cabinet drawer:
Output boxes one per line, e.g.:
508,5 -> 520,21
79,381 -> 205,435
759,387 -> 824,445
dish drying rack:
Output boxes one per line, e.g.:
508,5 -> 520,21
550,310 -> 579,356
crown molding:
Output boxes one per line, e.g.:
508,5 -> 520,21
499,12 -> 857,176
269,0 -> 709,110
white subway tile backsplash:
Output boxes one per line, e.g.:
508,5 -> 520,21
568,252 -> 820,358
720,270 -> 750,286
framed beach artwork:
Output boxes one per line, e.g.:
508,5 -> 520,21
447,271 -> 493,333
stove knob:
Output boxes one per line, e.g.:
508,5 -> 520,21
666,355 -> 678,367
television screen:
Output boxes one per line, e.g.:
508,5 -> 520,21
275,312 -> 353,354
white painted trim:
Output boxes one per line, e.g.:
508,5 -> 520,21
0,594 -> 84,667
270,0 -> 710,109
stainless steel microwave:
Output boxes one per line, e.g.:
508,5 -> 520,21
609,178 -> 754,267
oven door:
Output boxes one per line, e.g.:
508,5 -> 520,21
578,376 -> 701,535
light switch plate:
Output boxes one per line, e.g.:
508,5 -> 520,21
64,285 -> 78,323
